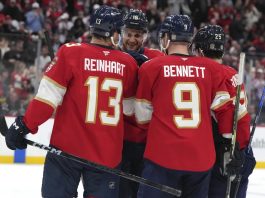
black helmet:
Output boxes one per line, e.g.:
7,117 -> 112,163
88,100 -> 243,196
90,5 -> 124,37
158,15 -> 174,38
168,15 -> 194,43
123,9 -> 148,32
193,25 -> 225,56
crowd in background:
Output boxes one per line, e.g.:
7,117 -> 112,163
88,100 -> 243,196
0,0 -> 265,123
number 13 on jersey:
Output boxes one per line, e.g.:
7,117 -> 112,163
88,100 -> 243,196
85,76 -> 123,126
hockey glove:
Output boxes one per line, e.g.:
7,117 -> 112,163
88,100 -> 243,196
126,50 -> 148,66
240,147 -> 256,178
216,139 -> 245,177
225,142 -> 245,176
5,116 -> 30,150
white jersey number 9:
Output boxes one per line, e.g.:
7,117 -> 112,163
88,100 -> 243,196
173,82 -> 201,128
85,76 -> 122,126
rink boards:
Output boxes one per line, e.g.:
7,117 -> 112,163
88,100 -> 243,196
1,117 -> 265,168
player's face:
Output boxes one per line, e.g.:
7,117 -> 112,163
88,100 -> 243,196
122,28 -> 145,51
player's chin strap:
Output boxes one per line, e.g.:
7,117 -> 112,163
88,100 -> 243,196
160,39 -> 170,54
111,35 -> 120,48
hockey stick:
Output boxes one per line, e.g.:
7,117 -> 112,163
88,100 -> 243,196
247,87 -> 265,152
225,52 -> 245,198
43,31 -> 55,60
231,81 -> 265,198
40,27 -> 181,197
0,117 -> 181,197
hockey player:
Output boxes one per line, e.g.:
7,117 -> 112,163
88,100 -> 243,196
192,24 -> 256,198
5,5 -> 138,198
120,9 -> 164,65
119,9 -> 164,198
135,14 -> 243,198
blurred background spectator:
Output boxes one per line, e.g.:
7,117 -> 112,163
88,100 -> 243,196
0,0 -> 265,123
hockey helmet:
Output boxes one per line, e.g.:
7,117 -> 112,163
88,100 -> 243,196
193,25 -> 225,55
123,9 -> 148,32
158,15 -> 174,38
90,5 -> 124,37
167,14 -> 194,43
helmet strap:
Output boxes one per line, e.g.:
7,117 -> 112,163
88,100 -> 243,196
111,35 -> 120,47
160,35 -> 170,53
143,32 -> 148,43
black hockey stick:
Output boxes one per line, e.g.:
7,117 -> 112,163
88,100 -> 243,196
0,117 -> 181,197
43,31 -> 55,60
225,53 -> 245,198
232,86 -> 265,198
247,86 -> 265,152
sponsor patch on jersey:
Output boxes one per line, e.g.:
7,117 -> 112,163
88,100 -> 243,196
230,74 -> 239,87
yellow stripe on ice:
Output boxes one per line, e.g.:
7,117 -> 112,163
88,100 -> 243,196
25,157 -> 45,164
255,162 -> 265,169
0,156 -> 14,163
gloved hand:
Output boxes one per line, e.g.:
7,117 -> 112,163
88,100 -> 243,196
225,142 -> 245,176
5,116 -> 30,150
126,50 -> 148,66
240,147 -> 256,178
216,139 -> 245,177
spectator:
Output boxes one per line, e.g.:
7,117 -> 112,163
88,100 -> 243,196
38,45 -> 51,71
65,17 -> 86,43
252,68 -> 265,103
244,1 -> 262,31
56,12 -> 72,44
5,87 -> 20,116
229,13 -> 245,43
2,0 -> 24,21
2,39 -> 25,72
25,2 -> 44,33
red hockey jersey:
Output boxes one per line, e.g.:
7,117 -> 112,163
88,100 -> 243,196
222,65 -> 250,149
135,54 -> 236,171
143,47 -> 165,59
24,42 -> 138,168
124,47 -> 164,143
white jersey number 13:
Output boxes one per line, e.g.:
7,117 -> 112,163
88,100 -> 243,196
85,76 -> 122,126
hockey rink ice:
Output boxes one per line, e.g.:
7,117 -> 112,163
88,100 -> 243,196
0,164 -> 264,198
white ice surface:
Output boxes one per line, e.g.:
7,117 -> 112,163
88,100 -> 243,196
0,164 -> 264,198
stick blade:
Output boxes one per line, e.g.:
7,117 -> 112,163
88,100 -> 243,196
0,116 -> 8,137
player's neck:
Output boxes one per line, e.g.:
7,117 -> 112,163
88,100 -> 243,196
90,37 -> 113,47
167,44 -> 189,55
213,58 -> 222,64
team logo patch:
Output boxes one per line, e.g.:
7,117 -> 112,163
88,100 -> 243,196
181,58 -> 188,61
103,51 -> 110,56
